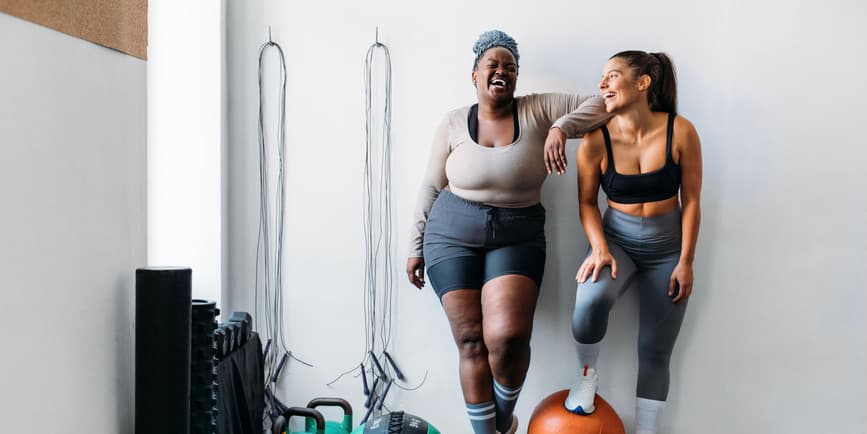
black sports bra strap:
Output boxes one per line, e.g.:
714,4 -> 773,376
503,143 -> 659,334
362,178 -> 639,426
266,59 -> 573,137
511,99 -> 519,142
665,112 -> 676,164
468,104 -> 479,142
601,125 -> 615,172
468,101 -> 520,143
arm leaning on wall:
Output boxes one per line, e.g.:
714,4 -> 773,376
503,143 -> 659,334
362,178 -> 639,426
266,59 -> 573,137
550,94 -> 610,137
539,94 -> 610,174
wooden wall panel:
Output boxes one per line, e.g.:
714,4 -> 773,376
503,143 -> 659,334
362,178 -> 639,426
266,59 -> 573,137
0,0 -> 147,59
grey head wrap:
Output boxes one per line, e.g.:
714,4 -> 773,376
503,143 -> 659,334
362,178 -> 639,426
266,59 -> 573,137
472,30 -> 519,70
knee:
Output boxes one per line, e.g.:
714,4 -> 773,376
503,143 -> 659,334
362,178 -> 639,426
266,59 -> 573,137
638,342 -> 672,371
572,295 -> 613,343
572,319 -> 604,344
454,330 -> 487,361
485,326 -> 530,363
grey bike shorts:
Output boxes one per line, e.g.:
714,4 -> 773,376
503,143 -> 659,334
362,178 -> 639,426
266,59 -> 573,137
423,190 -> 546,299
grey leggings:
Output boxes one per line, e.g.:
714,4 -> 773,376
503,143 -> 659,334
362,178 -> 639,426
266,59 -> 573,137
572,206 -> 687,401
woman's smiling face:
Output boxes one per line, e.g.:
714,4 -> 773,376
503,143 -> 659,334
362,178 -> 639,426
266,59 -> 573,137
599,57 -> 648,113
472,46 -> 518,103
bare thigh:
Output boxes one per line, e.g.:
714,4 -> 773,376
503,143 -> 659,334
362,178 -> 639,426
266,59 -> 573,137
481,274 -> 539,385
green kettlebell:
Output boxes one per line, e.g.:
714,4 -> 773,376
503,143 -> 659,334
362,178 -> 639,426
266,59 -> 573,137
350,411 -> 440,434
306,397 -> 353,434
272,406 -> 326,434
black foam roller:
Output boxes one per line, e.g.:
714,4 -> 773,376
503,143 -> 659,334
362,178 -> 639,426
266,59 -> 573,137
136,267 -> 192,434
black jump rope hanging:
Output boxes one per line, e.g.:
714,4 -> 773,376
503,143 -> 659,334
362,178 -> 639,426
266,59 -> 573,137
326,28 -> 428,425
260,27 -> 432,432
256,26 -> 314,424
358,27 -> 401,424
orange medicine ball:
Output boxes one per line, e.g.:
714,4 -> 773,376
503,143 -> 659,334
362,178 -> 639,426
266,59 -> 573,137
528,390 -> 625,434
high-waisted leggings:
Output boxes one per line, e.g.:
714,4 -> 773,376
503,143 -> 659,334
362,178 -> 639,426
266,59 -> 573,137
572,206 -> 687,401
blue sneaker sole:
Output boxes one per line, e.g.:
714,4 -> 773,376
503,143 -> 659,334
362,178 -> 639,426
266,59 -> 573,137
564,404 -> 595,415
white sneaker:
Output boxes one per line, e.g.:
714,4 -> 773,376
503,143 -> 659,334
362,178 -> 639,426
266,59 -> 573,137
564,366 -> 597,415
497,415 -> 518,434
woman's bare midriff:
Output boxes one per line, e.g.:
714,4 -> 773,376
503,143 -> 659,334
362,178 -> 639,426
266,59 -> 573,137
608,195 -> 679,218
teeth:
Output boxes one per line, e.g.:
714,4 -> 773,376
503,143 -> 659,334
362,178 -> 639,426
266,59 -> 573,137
491,79 -> 506,86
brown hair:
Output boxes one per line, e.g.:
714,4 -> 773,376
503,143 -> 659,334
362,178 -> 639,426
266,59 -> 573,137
610,50 -> 677,113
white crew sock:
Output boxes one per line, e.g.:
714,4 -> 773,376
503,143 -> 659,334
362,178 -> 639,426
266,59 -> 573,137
635,397 -> 665,434
576,341 -> 601,371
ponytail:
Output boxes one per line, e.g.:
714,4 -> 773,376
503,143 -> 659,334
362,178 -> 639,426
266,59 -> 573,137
610,50 -> 677,113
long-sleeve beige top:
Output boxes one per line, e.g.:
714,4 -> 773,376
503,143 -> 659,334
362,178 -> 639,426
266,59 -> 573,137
408,93 -> 609,257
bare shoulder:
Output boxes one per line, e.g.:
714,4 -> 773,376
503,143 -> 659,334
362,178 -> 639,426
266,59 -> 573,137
579,128 -> 606,156
673,115 -> 700,143
671,115 -> 701,165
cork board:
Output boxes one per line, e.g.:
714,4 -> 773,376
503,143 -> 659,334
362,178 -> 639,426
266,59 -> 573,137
0,0 -> 147,60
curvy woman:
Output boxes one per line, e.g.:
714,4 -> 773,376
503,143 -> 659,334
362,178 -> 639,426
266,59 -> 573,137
565,51 -> 702,434
405,30 -> 608,434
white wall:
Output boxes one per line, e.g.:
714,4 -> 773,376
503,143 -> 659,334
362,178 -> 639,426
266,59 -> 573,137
148,0 -> 223,305
0,13 -> 146,434
225,1 -> 867,433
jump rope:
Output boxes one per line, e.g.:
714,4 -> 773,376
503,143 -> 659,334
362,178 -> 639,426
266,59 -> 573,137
256,28 -> 314,422
256,28 -> 425,425
327,29 -> 427,424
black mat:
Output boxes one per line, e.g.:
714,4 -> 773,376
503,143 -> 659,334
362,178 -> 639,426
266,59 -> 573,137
216,332 -> 264,434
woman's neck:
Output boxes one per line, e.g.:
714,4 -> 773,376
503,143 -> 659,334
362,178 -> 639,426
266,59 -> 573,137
477,97 -> 514,121
611,103 -> 654,139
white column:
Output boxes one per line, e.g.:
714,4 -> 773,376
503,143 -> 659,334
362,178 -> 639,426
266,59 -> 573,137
148,0 -> 224,306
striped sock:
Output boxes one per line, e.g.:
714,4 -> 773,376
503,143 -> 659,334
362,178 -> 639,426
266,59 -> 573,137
493,380 -> 522,433
466,401 -> 497,434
